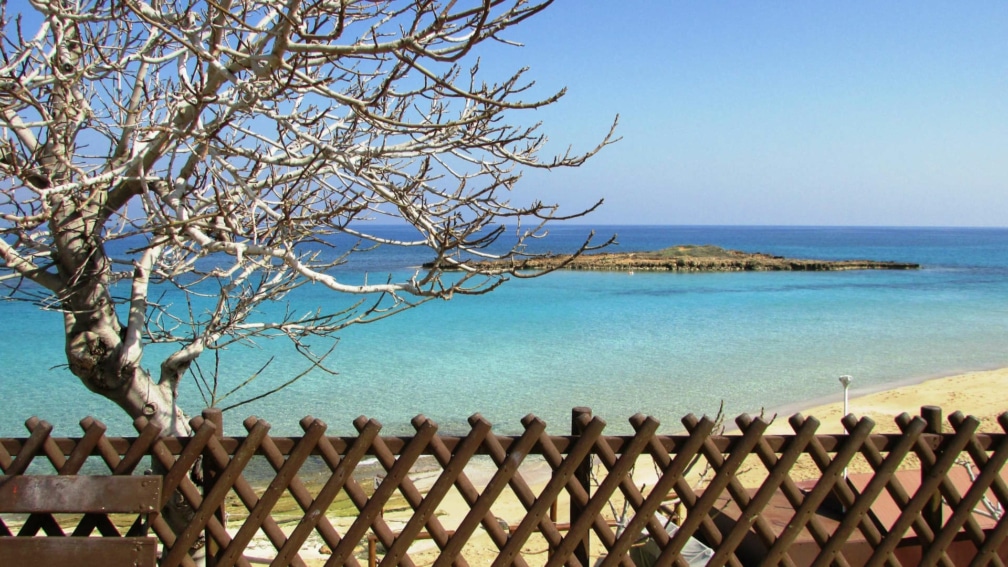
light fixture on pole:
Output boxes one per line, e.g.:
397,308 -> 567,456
839,375 -> 853,483
838,375 -> 853,417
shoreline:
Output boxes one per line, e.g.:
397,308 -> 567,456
757,365 -> 1008,435
452,364 -> 1008,492
432,244 -> 920,273
450,364 -> 1008,498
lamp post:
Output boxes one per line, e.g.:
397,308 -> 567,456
839,375 -> 853,417
839,375 -> 853,482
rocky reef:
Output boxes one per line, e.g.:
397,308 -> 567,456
434,244 -> 920,272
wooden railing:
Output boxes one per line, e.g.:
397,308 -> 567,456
0,406 -> 1006,566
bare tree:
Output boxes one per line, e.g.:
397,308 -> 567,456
0,0 -> 617,436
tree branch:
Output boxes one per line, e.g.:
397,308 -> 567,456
1,0 -> 616,430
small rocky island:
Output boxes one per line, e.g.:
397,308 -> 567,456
437,244 -> 920,272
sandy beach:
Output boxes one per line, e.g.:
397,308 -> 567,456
723,367 -> 1007,492
762,367 -> 1008,435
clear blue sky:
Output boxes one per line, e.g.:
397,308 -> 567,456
490,2 -> 1008,227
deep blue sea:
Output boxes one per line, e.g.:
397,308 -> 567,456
3,225 -> 1008,437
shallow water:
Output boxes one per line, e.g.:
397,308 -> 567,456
3,226 -> 1008,437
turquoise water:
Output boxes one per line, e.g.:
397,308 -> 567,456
3,226 -> 1008,436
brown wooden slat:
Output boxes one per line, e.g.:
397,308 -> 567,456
955,412 -> 1008,564
120,417 -> 165,474
976,517 -> 1008,566
88,417 -> 127,473
156,416 -> 211,508
622,413 -> 722,567
0,436 -> 219,457
661,417 -> 755,567
334,415 -> 433,567
67,418 -> 124,538
465,416 -> 555,566
2,427 -> 961,456
7,419 -> 52,476
0,475 -> 161,513
375,416 -> 460,566
64,417 -> 107,474
247,416 -> 350,566
704,414 -> 795,566
820,416 -> 924,567
866,414 -> 979,567
922,414 -> 1008,567
13,420 -> 65,537
953,412 -> 1008,513
141,415 -> 230,567
367,416 -> 441,567
897,412 -> 986,565
218,417 -> 328,566
25,417 -> 68,473
211,415 -> 305,567
319,417 -> 416,566
763,414 -> 876,566
141,415 -> 215,567
163,416 -> 268,567
556,413 -> 659,567
0,535 -> 158,567
0,472 -> 160,567
83,418 -> 149,539
385,415 -> 489,566
80,418 -> 161,538
518,415 -> 608,567
434,414 -> 535,566
0,433 -> 12,472
14,428 -> 996,458
739,413 -> 846,566
803,414 -> 886,557
496,414 -> 607,567
538,414 -> 629,567
932,437 -> 1008,566
138,418 -> 212,567
589,414 -> 680,566
810,419 -> 892,555
303,419 -> 385,567
833,414 -> 913,567
682,413 -> 786,567
596,422 -> 682,567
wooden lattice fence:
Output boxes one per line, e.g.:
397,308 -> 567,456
1,406 -> 1006,566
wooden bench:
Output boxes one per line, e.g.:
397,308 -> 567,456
0,475 -> 161,567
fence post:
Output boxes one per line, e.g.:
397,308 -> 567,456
202,407 -> 225,567
921,405 -> 943,538
572,406 -> 592,566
